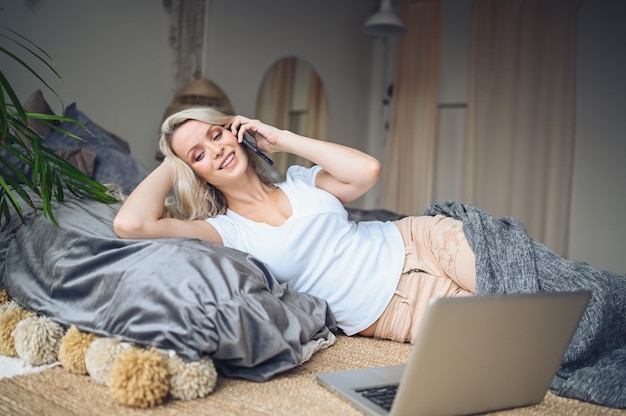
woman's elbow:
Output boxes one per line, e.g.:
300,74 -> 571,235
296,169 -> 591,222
113,215 -> 145,239
345,158 -> 382,203
366,158 -> 382,186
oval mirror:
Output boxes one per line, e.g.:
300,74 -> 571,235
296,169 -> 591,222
256,57 -> 329,176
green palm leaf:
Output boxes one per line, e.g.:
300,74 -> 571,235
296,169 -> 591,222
1,25 -> 118,229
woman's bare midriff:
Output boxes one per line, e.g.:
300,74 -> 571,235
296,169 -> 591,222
359,319 -> 378,337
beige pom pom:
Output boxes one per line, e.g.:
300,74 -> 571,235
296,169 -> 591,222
58,325 -> 98,374
0,299 -> 20,315
13,316 -> 65,365
85,337 -> 132,385
108,348 -> 169,408
0,307 -> 36,357
167,354 -> 218,401
0,289 -> 10,304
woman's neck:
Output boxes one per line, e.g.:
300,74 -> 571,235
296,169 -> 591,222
219,171 -> 291,226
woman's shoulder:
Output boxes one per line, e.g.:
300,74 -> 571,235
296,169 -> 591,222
284,165 -> 322,184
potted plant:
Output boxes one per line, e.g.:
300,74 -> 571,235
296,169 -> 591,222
0,25 -> 116,230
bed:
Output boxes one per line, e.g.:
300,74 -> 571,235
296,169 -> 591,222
1,94 -> 625,414
0,94 -> 402,400
1,94 -> 347,381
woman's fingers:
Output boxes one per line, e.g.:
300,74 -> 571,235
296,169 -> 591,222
224,116 -> 244,142
228,115 -> 282,149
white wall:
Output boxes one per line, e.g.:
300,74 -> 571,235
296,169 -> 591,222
1,0 -> 375,172
437,0 -> 626,275
1,0 -> 173,171
434,0 -> 471,204
437,0 -> 626,274
569,0 -> 626,274
2,0 -> 625,274
201,0 -> 374,154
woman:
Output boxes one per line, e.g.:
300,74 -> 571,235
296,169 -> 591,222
114,106 -> 477,343
115,106 -> 626,407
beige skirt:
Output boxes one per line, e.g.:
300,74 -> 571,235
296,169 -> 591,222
373,215 -> 477,343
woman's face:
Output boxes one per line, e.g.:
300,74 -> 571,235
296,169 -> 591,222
170,119 -> 249,186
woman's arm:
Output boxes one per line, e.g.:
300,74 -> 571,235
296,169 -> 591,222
278,130 -> 381,203
230,117 -> 381,203
113,158 -> 222,243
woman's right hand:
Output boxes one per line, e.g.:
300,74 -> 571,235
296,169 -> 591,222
113,158 -> 223,244
227,114 -> 381,204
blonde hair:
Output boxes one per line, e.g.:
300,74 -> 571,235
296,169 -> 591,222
158,107 -> 272,220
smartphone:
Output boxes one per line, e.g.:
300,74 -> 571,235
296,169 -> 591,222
242,132 -> 274,165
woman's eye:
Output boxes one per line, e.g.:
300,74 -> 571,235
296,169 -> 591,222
194,151 -> 205,162
213,132 -> 222,141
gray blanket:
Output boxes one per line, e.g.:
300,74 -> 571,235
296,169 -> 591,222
425,201 -> 626,409
1,198 -> 337,381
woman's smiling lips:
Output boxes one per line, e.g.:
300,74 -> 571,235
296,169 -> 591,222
220,152 -> 235,169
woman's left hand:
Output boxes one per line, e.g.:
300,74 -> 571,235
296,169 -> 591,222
226,116 -> 283,153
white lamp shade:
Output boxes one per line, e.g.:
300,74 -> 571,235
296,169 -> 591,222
363,0 -> 406,38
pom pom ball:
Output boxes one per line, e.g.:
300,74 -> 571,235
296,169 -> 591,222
108,348 -> 169,408
13,316 -> 65,365
167,355 -> 218,400
85,337 -> 133,384
0,306 -> 36,356
58,325 -> 99,374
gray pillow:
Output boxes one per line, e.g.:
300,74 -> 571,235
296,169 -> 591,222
42,103 -> 148,194
22,89 -> 60,138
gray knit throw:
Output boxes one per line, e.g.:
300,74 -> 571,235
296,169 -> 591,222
425,201 -> 626,409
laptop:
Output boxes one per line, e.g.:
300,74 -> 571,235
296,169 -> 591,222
317,291 -> 590,416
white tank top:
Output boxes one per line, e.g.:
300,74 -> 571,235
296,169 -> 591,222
206,165 -> 404,335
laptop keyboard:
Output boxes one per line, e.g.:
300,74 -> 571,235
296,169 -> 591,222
354,384 -> 399,411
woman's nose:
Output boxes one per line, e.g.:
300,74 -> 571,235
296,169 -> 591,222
208,142 -> 223,158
